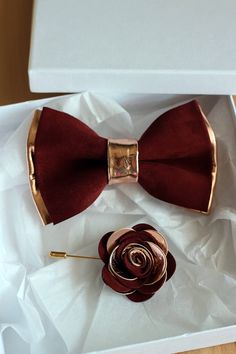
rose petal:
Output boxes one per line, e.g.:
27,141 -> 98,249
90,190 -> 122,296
132,225 -> 168,255
116,231 -> 158,260
132,224 -> 156,232
126,291 -> 155,302
102,266 -> 133,294
166,252 -> 176,281
138,273 -> 167,294
106,228 -> 134,253
144,242 -> 167,284
98,231 -> 113,263
144,229 -> 168,255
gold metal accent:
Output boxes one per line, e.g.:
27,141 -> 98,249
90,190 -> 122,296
198,104 -> 217,214
49,251 -> 100,260
107,139 -> 139,184
27,110 -> 51,225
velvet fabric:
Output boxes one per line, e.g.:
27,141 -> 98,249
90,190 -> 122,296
33,100 -> 215,224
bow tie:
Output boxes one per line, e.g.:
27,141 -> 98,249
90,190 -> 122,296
27,100 -> 217,225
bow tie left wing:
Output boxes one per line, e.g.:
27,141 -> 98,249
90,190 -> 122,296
27,107 -> 107,224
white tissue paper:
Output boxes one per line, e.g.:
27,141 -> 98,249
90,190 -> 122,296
0,92 -> 236,354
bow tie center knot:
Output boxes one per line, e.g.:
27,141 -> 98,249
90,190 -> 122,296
107,138 -> 139,185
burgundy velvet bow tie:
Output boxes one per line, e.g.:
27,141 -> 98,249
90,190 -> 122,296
27,100 -> 217,225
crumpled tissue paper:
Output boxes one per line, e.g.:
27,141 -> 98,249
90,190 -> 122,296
0,92 -> 236,354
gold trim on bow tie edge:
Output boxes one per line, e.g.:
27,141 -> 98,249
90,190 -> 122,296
198,104 -> 217,214
27,110 -> 52,225
107,138 -> 139,184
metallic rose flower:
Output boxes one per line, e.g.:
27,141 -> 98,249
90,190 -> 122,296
98,223 -> 176,302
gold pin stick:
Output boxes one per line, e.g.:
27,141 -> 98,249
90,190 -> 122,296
49,251 -> 100,260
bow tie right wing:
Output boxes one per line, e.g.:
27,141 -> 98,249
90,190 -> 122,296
138,100 -> 217,213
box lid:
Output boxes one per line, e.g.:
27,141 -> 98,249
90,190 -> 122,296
29,0 -> 236,94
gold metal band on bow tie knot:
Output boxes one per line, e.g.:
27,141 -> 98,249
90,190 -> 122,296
107,139 -> 139,184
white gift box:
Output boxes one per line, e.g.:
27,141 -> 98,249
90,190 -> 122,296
29,0 -> 236,94
1,93 -> 236,354
2,1 -> 236,353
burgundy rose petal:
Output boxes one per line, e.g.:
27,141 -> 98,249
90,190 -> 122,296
98,231 -> 113,263
144,242 -> 167,283
119,230 -> 157,245
102,266 -> 132,294
138,273 -> 167,294
116,231 -> 158,260
106,228 -> 134,253
144,229 -> 168,255
127,291 -> 155,302
166,252 -> 176,281
132,224 -> 156,232
112,273 -> 144,289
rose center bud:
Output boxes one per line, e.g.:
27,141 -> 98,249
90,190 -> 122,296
121,243 -> 154,278
129,248 -> 147,267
